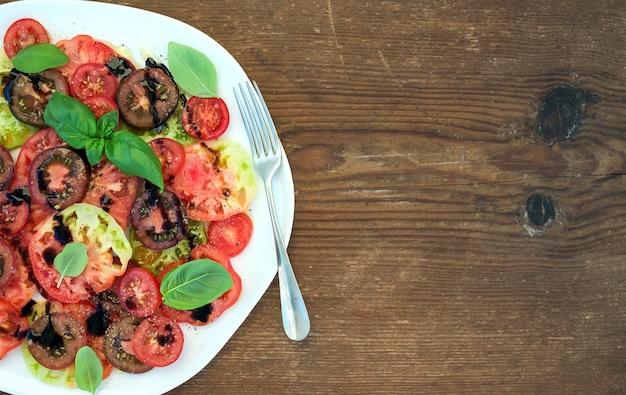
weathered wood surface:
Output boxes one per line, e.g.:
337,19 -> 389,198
2,0 -> 626,393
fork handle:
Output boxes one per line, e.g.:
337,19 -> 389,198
264,178 -> 311,341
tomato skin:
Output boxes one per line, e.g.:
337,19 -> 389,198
0,298 -> 28,360
3,18 -> 50,58
117,267 -> 161,318
148,138 -> 186,182
0,247 -> 36,310
132,314 -> 183,367
181,97 -> 230,140
70,63 -> 118,102
207,212 -> 253,257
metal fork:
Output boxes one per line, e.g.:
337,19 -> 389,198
234,81 -> 310,341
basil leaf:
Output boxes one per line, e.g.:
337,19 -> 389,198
44,92 -> 97,148
97,110 -> 119,139
85,137 -> 105,165
160,259 -> 233,311
11,43 -> 69,73
53,242 -> 88,288
168,42 -> 218,97
104,130 -> 164,190
75,346 -> 102,395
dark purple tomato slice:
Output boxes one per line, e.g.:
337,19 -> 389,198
0,237 -> 17,290
26,312 -> 87,370
116,67 -> 179,130
103,315 -> 152,374
0,144 -> 14,190
8,69 -> 70,128
28,147 -> 89,210
130,187 -> 188,251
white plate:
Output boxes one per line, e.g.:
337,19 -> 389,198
0,1 -> 295,394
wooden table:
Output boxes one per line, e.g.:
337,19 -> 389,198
2,0 -> 626,393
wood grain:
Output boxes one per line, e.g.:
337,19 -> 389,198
1,0 -> 626,393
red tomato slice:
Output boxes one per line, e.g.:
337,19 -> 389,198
83,95 -> 119,119
0,237 -> 17,291
207,212 -> 253,257
70,63 -> 118,101
9,127 -> 64,191
148,138 -> 186,182
2,18 -> 50,58
0,190 -> 30,235
0,247 -> 36,310
29,203 -> 132,303
117,267 -> 161,318
0,298 -> 28,360
181,97 -> 230,140
161,246 -> 241,326
167,140 -> 256,222
82,159 -> 139,229
55,34 -> 116,78
132,314 -> 184,367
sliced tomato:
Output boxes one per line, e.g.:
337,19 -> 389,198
167,139 -> 256,222
0,247 -> 36,310
161,246 -> 241,325
181,97 -> 230,140
28,147 -> 89,210
117,267 -> 161,318
148,138 -> 186,182
27,312 -> 87,370
0,189 -> 30,235
9,127 -> 64,191
0,298 -> 28,360
0,237 -> 17,291
207,212 -> 253,257
8,69 -> 71,128
55,34 -> 116,78
0,144 -> 14,190
132,314 -> 183,367
29,203 -> 132,303
130,187 -> 188,251
82,159 -> 139,229
83,95 -> 118,120
103,315 -> 152,374
70,62 -> 118,101
12,201 -> 54,253
3,18 -> 50,59
116,67 -> 179,130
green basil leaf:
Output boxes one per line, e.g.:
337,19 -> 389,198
44,92 -> 97,148
85,137 -> 105,165
75,346 -> 102,395
11,43 -> 69,73
53,242 -> 88,288
168,42 -> 218,97
160,259 -> 233,310
104,130 -> 164,190
97,110 -> 119,139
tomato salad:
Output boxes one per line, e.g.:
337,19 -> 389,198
0,18 -> 257,387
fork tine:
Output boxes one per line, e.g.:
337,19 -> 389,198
234,82 -> 261,157
250,81 -> 279,155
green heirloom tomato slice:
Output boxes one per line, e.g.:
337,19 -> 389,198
29,203 -> 132,303
166,139 -> 256,222
0,96 -> 33,149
